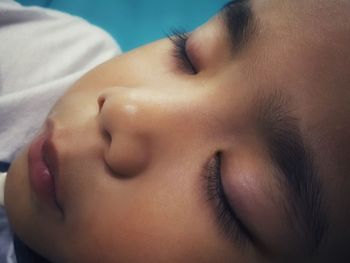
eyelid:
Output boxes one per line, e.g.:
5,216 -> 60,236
205,152 -> 253,246
167,29 -> 198,74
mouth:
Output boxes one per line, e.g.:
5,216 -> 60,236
28,121 -> 62,212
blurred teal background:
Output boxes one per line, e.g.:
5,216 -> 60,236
16,0 -> 228,51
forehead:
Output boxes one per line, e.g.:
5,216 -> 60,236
237,0 -> 350,108
209,0 -> 350,149
254,0 -> 350,52
236,1 -> 349,154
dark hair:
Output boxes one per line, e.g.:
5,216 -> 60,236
0,162 -> 10,172
14,235 -> 51,263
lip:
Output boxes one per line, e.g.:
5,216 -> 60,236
28,121 -> 62,211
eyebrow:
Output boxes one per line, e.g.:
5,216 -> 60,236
254,90 -> 328,254
219,0 -> 258,54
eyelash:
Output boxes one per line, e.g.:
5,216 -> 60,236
167,29 -> 198,74
206,152 -> 250,246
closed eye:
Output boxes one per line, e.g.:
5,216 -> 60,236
205,152 -> 254,247
167,29 -> 198,75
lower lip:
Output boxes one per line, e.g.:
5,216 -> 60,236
28,127 -> 57,208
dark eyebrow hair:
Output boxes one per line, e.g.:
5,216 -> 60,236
254,90 -> 328,255
219,0 -> 258,53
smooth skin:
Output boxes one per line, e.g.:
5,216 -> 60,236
5,0 -> 350,262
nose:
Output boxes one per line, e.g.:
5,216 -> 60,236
97,87 -> 151,177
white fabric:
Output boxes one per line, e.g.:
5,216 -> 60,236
0,173 -> 6,207
0,0 -> 121,163
0,1 -> 122,262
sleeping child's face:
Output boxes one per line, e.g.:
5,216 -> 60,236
4,0 -> 350,262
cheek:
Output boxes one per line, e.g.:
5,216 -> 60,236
73,172 -> 191,258
63,164 -> 222,262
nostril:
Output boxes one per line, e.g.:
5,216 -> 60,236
97,95 -> 106,113
97,94 -> 111,144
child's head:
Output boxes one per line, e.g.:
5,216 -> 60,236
4,0 -> 350,262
